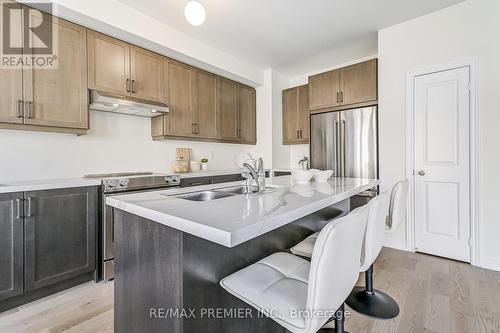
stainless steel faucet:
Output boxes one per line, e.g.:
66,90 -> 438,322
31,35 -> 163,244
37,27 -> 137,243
298,156 -> 309,170
242,157 -> 266,194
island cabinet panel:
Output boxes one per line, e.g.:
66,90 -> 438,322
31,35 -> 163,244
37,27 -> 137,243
308,69 -> 340,111
130,46 -> 166,103
113,201 -> 349,333
162,60 -> 196,138
218,78 -> 239,141
194,70 -> 218,139
87,30 -> 130,96
282,84 -> 309,144
24,14 -> 88,129
237,84 -> 257,144
24,187 -> 96,292
0,193 -> 24,302
340,59 -> 377,106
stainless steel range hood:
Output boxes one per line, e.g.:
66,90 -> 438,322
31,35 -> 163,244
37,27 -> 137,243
89,91 -> 168,118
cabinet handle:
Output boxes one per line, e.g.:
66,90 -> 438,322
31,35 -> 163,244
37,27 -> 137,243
25,101 -> 33,119
340,91 -> 344,103
15,198 -> 22,219
131,80 -> 136,93
300,129 -> 303,139
297,130 -> 300,139
126,79 -> 130,92
17,99 -> 23,118
336,92 -> 339,104
191,123 -> 196,134
27,197 -> 33,217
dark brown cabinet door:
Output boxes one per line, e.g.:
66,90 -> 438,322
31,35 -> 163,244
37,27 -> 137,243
163,60 -> 196,137
87,30 -> 130,96
194,70 -> 218,139
298,85 -> 310,142
238,84 -> 256,143
308,69 -> 340,110
0,2 -> 23,125
0,193 -> 24,302
340,59 -> 377,106
218,78 -> 238,141
282,87 -> 301,144
24,13 -> 88,129
130,46 -> 166,103
282,85 -> 309,144
24,187 -> 96,291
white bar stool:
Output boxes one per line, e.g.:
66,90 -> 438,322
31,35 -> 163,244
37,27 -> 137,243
346,180 -> 408,319
290,180 -> 409,319
220,205 -> 371,333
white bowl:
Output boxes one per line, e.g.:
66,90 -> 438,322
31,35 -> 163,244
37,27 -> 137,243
311,169 -> 334,182
291,169 -> 314,184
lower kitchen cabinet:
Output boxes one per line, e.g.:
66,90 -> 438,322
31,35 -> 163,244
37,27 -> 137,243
24,187 -> 97,291
0,193 -> 24,302
0,186 -> 97,312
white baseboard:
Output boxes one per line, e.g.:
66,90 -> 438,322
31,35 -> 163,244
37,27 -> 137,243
382,238 -> 409,252
479,256 -> 500,272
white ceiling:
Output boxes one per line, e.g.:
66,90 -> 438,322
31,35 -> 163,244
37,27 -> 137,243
116,0 -> 464,76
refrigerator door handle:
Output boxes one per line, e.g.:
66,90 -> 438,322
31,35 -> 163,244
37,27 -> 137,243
342,119 -> 347,177
335,120 -> 340,176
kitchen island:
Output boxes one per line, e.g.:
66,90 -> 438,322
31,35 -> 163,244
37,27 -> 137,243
106,176 -> 379,333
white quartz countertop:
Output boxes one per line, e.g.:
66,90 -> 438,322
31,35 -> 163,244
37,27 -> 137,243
106,176 -> 379,248
0,178 -> 101,194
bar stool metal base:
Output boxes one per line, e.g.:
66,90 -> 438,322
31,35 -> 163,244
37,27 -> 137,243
345,265 -> 399,319
346,286 -> 399,319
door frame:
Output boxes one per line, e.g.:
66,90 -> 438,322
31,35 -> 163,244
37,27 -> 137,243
405,58 -> 479,266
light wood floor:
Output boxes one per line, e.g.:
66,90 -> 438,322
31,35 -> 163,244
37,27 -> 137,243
1,248 -> 499,333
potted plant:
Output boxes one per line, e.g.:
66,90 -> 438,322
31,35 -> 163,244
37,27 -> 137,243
200,158 -> 209,171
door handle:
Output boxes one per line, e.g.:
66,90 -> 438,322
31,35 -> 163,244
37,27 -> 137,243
299,129 -> 302,139
17,99 -> 23,118
15,198 -> 23,219
26,197 -> 33,217
131,80 -> 136,93
126,78 -> 130,92
336,92 -> 340,104
340,91 -> 344,103
192,123 -> 196,134
418,170 -> 426,176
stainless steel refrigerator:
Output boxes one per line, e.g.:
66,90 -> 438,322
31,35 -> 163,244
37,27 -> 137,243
310,107 -> 378,202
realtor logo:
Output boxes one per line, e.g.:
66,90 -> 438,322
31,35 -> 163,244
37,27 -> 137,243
1,1 -> 58,69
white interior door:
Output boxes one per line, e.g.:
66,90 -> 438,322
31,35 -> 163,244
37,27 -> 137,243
414,66 -> 470,262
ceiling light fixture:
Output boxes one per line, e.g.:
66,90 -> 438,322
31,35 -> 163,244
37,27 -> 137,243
184,1 -> 206,26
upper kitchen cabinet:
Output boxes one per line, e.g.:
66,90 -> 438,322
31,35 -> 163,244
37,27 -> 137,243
237,84 -> 256,144
88,31 -> 166,104
194,70 -> 218,139
130,46 -> 165,103
87,30 -> 130,96
218,78 -> 239,141
162,60 -> 196,137
340,59 -> 377,105
0,3 -> 22,125
0,5 -> 88,133
308,69 -> 340,111
308,59 -> 378,113
152,60 -> 196,139
24,14 -> 88,129
282,85 -> 309,144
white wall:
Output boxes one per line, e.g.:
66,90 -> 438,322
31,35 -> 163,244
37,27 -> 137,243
378,0 -> 500,269
0,112 -> 260,181
271,70 -> 292,169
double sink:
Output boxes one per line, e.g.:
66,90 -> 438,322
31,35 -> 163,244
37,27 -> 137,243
170,185 -> 274,202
